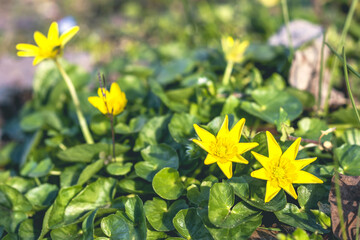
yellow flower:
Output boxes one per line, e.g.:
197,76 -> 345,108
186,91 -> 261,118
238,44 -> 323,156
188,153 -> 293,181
16,22 -> 79,65
193,115 -> 258,179
258,0 -> 280,7
250,131 -> 323,203
88,82 -> 127,116
221,36 -> 249,63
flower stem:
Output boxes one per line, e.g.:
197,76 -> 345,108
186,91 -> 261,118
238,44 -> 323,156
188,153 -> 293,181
222,60 -> 234,85
55,59 -> 94,144
323,0 -> 358,115
110,114 -> 116,162
342,48 -> 360,124
281,0 -> 294,60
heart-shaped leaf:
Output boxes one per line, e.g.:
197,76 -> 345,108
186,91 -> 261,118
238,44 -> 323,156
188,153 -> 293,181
152,168 -> 185,200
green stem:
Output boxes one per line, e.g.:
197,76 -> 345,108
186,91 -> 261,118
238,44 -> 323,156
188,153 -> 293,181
110,114 -> 116,162
222,61 -> 234,85
323,0 -> 358,114
333,168 -> 348,240
317,31 -> 326,112
55,59 -> 94,144
281,0 -> 294,60
342,48 -> 360,124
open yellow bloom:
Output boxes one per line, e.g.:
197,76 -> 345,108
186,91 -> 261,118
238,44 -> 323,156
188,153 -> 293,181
258,0 -> 280,7
251,131 -> 323,203
221,36 -> 249,63
16,22 -> 79,65
193,115 -> 258,179
88,82 -> 127,116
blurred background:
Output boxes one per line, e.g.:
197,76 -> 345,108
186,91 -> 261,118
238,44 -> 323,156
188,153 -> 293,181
0,0 -> 359,131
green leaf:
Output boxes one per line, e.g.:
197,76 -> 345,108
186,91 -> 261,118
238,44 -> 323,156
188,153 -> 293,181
57,143 -> 130,162
5,177 -> 35,193
335,144 -> 360,176
297,185 -> 329,210
90,115 -> 110,136
152,168 -> 185,200
295,118 -> 330,141
50,224 -> 81,240
25,184 -> 58,210
82,209 -> 98,240
198,208 -> 262,240
134,115 -> 170,151
60,164 -> 84,187
144,198 -> 188,231
18,219 -> 40,240
331,107 -> 360,126
38,206 -> 52,240
343,128 -> 360,145
186,181 -> 215,207
20,158 -> 53,178
77,159 -> 104,185
227,176 -> 286,212
115,115 -> 147,134
173,208 -> 212,240
241,88 -> 303,123
106,162 -> 133,176
221,95 -> 241,116
146,229 -> 169,240
101,196 -> 146,240
20,111 -> 62,132
157,58 -> 195,85
63,178 -> 116,225
168,113 -> 199,144
275,203 -> 327,233
118,178 -> 154,194
208,182 -> 260,228
135,144 -> 179,181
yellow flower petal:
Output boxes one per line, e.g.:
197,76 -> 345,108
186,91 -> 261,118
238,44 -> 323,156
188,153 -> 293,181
293,171 -> 323,184
59,26 -> 80,46
34,31 -> 48,47
238,40 -> 250,52
17,51 -> 37,57
16,43 -> 39,53
282,184 -> 298,199
293,158 -> 317,170
193,124 -> 216,142
217,161 -> 233,179
230,155 -> 248,164
88,96 -> 108,115
229,118 -> 245,143
110,82 -> 122,96
33,56 -> 45,65
280,137 -> 301,164
237,142 -> 259,155
250,168 -> 269,180
192,139 -> 212,153
204,154 -> 218,165
251,151 -> 271,170
47,22 -> 59,41
264,181 -> 281,203
217,115 -> 229,138
266,131 -> 282,162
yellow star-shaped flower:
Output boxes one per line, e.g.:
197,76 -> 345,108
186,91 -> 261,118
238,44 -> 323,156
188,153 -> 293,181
221,36 -> 249,64
250,131 -> 323,203
88,82 -> 127,116
193,115 -> 258,179
16,22 -> 79,65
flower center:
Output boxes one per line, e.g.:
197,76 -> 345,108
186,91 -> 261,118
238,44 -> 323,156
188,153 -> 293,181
270,165 -> 290,187
210,138 -> 237,162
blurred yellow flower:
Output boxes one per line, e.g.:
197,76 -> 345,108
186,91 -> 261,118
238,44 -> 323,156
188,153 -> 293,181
258,0 -> 280,7
193,115 -> 258,179
221,36 -> 249,64
250,131 -> 323,203
16,22 -> 79,65
88,82 -> 127,116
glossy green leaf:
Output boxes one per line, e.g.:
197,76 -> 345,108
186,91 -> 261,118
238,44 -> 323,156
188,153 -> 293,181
106,162 -> 133,176
335,144 -> 360,176
274,203 -> 327,233
173,208 -> 212,240
157,58 -> 195,85
5,177 -> 35,194
135,144 -> 179,181
50,224 -> 81,240
241,88 -> 302,123
77,159 -> 104,185
297,185 -> 329,210
152,168 -> 185,200
295,118 -> 330,141
227,176 -> 286,212
25,184 -> 58,210
38,206 -> 52,240
82,209 -> 98,240
168,113 -> 199,144
20,158 -> 53,178
115,115 -> 147,134
60,164 -> 84,187
144,198 -> 188,231
208,182 -> 260,228
118,178 -> 154,194
18,219 -> 40,240
186,181 -> 214,207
